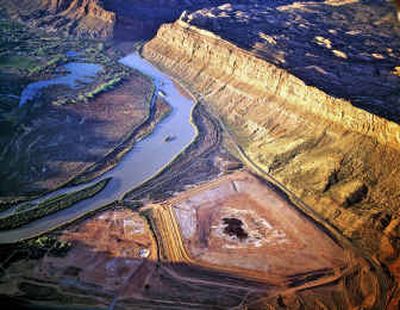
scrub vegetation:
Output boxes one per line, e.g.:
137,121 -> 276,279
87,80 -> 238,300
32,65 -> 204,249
0,178 -> 110,230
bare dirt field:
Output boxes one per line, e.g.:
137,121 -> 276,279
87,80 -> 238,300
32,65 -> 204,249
143,171 -> 386,308
0,208 -> 158,308
0,207 -> 270,309
0,174 -> 387,309
170,171 -> 346,280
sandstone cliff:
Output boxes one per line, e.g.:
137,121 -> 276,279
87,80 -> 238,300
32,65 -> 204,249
148,20 -> 400,147
142,9 -> 400,302
0,0 -> 115,39
0,0 -> 234,40
183,1 -> 400,123
102,0 -> 234,41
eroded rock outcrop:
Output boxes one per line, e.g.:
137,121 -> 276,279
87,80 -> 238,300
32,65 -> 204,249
148,20 -> 400,147
182,0 -> 400,123
0,0 -> 115,38
142,2 -> 400,303
0,0 -> 237,40
102,0 -> 236,41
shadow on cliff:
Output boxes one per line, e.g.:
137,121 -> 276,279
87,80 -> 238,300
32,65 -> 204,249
186,0 -> 400,123
103,0 -> 237,42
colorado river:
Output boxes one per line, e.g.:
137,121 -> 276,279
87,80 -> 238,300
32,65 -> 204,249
19,62 -> 102,107
0,53 -> 197,243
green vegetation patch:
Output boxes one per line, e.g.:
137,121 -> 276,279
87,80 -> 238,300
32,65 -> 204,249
85,76 -> 123,99
0,55 -> 36,71
23,235 -> 72,258
0,17 -> 131,109
0,178 -> 110,230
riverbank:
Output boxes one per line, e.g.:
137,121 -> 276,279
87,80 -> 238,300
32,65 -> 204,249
69,94 -> 172,186
0,52 -> 198,244
0,179 -> 110,230
0,72 -> 154,201
0,48 -> 392,309
0,17 -> 147,201
123,103 -> 240,202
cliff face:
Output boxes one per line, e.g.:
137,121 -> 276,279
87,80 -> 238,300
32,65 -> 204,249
0,0 -> 233,40
142,11 -> 400,292
183,1 -> 400,123
147,20 -> 400,147
0,0 -> 115,39
102,0 -> 233,41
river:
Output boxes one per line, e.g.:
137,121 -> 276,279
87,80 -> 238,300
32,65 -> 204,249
19,62 -> 102,107
0,53 -> 197,243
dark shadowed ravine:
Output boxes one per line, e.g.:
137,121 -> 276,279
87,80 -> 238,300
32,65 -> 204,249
0,53 -> 197,243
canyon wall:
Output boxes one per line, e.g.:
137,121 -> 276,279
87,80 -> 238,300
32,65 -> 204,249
148,20 -> 400,148
102,0 -> 234,41
142,18 -> 400,288
0,0 -> 115,39
0,0 -> 233,40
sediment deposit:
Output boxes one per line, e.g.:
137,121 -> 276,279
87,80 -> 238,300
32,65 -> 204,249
143,171 -> 386,309
142,1 -> 400,305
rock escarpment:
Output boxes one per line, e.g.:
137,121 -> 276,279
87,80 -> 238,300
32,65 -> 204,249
147,20 -> 400,147
142,2 -> 400,302
0,0 -> 238,40
182,1 -> 400,123
102,0 -> 236,41
0,0 -> 115,38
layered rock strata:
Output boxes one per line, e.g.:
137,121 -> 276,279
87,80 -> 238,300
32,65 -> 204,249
102,0 -> 236,41
0,0 -> 115,38
182,1 -> 400,123
142,9 -> 400,302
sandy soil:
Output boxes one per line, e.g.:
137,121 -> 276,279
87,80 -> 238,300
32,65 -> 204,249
138,171 -> 385,308
0,174 -> 386,309
0,208 -> 158,306
171,172 -> 346,280
0,207 -> 270,309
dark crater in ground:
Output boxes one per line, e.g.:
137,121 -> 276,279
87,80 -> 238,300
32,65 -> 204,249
223,217 -> 248,241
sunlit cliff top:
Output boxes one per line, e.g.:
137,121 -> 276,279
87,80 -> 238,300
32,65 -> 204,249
181,0 -> 400,122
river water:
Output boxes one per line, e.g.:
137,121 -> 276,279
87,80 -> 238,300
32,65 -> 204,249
0,53 -> 197,243
19,62 -> 102,107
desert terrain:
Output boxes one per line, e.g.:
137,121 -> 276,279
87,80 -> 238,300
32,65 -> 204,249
0,172 -> 388,309
0,0 -> 399,309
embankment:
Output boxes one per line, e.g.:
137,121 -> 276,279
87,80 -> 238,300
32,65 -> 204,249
142,19 -> 400,298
